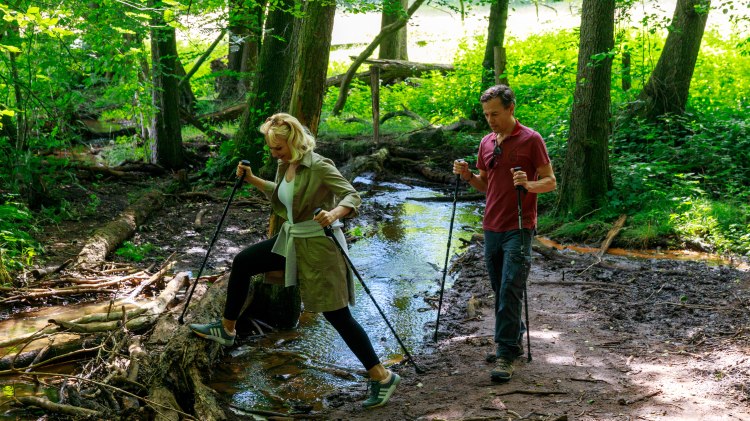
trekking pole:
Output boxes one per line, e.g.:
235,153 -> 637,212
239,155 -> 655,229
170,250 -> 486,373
513,166 -> 532,363
314,209 -> 426,374
178,160 -> 250,325
433,169 -> 461,342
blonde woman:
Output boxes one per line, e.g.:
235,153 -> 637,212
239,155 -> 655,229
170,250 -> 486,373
189,113 -> 400,408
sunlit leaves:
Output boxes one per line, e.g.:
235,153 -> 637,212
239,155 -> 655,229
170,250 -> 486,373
0,44 -> 20,53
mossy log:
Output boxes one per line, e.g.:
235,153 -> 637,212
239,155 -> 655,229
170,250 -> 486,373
72,190 -> 165,270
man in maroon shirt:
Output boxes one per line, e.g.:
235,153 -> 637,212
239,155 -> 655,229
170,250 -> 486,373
453,85 -> 556,382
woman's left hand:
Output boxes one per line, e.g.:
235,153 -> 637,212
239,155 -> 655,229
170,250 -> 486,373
313,209 -> 336,228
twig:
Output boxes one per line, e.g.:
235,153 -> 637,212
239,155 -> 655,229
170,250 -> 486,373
654,301 -> 721,310
618,390 -> 661,405
570,377 -> 609,384
23,371 -> 196,419
496,389 -> 567,396
581,287 -> 620,294
533,281 -> 626,289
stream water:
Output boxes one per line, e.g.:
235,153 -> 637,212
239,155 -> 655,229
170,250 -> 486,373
208,175 -> 483,414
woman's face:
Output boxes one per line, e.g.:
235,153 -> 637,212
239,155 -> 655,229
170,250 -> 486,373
267,136 -> 292,163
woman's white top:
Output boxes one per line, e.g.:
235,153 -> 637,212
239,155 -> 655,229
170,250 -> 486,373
278,177 -> 294,224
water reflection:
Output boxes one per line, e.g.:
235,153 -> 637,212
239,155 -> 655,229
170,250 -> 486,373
213,176 -> 483,413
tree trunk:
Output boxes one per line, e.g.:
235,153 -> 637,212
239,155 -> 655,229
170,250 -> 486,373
557,0 -> 615,217
174,59 -> 197,113
226,0 -> 264,99
379,0 -> 409,60
234,0 -> 300,169
149,2 -> 184,170
634,0 -> 711,120
473,0 -> 510,125
331,0 -> 427,116
287,0 -> 337,136
481,0 -> 510,91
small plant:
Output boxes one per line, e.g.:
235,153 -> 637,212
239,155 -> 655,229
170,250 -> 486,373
85,193 -> 101,215
115,241 -> 156,262
0,202 -> 43,275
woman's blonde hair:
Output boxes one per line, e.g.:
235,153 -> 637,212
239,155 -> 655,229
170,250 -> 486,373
259,113 -> 316,163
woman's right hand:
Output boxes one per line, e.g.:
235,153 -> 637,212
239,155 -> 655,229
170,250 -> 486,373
237,162 -> 254,182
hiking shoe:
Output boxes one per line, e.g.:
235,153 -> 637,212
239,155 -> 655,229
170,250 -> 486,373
362,372 -> 401,408
189,320 -> 236,346
486,340 -> 524,363
490,358 -> 514,382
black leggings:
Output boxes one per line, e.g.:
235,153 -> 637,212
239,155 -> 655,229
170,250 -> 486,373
225,236 -> 380,370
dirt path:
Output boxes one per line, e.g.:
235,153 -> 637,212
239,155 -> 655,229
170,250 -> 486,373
322,242 -> 750,421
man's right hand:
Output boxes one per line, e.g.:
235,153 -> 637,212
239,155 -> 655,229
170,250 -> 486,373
453,159 -> 470,181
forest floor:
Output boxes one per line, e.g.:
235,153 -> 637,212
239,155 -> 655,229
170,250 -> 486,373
23,158 -> 750,421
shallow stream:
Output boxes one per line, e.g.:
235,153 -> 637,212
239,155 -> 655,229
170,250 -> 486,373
208,175 -> 483,414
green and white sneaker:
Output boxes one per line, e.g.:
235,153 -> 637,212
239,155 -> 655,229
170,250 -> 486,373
362,372 -> 401,408
189,320 -> 236,346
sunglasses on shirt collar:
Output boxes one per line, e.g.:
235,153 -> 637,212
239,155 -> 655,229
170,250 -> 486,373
488,144 -> 503,169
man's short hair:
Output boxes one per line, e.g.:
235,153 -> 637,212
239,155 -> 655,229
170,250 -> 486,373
480,84 -> 516,107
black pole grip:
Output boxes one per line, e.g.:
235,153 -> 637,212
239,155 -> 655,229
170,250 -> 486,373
313,208 -> 334,237
512,166 -> 527,192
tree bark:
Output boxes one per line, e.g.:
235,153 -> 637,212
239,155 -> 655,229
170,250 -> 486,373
481,0 -> 510,91
234,0 -> 300,170
472,0 -> 510,126
288,0 -> 337,136
145,273 -> 245,420
379,0 -> 409,60
226,0 -> 264,99
72,190 -> 164,269
557,0 -> 615,217
633,0 -> 711,120
149,1 -> 184,170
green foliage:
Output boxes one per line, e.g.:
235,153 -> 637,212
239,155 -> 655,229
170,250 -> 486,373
322,23 -> 750,255
103,136 -> 148,166
115,241 -> 156,263
0,201 -> 42,278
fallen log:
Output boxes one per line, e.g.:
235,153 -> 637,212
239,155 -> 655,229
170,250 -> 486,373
0,273 -> 188,371
380,107 -> 433,128
406,194 -> 485,202
196,103 -> 246,124
339,147 -> 389,181
143,273 -> 243,420
17,396 -> 101,418
72,189 -> 165,270
325,58 -> 454,87
390,156 -> 454,184
180,107 -> 230,143
0,336 -> 104,372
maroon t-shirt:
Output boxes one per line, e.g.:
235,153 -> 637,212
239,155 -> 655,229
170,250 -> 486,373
476,121 -> 551,232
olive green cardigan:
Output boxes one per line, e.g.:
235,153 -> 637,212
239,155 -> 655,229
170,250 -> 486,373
258,151 -> 361,313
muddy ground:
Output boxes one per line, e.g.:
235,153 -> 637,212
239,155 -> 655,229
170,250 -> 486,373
24,163 -> 750,421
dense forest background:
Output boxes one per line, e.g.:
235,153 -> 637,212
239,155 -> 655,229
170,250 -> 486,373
1,0 -> 749,281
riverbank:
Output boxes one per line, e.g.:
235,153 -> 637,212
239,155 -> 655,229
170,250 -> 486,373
3,166 -> 748,420
320,236 -> 750,420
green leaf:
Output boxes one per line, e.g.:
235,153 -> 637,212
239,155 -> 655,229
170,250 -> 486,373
0,44 -> 21,53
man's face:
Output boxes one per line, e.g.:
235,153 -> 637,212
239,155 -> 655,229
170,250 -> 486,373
482,97 -> 514,135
